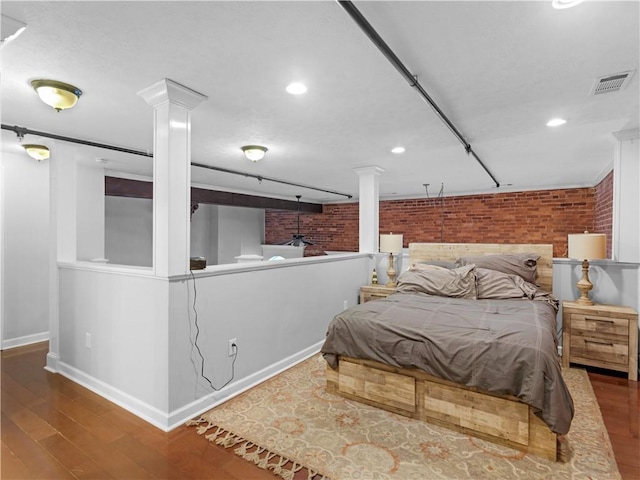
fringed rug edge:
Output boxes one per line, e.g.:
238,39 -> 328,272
186,416 -> 330,480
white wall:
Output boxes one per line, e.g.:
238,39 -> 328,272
190,203 -> 219,264
105,199 -> 263,267
613,132 -> 639,263
76,163 -> 105,261
105,196 -> 153,266
216,205 -> 264,264
0,151 -> 50,348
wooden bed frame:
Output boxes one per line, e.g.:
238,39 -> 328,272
326,243 -> 558,461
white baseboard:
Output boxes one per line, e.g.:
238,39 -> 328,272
55,340 -> 324,432
166,340 -> 324,430
1,331 -> 49,350
45,352 -> 60,373
56,360 -> 171,431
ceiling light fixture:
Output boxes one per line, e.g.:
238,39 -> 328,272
31,79 -> 82,112
23,144 -> 50,161
286,82 -> 307,95
546,118 -> 567,127
552,0 -> 585,9
241,145 -> 268,162
391,146 -> 405,154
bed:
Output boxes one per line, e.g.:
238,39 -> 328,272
321,243 -> 574,461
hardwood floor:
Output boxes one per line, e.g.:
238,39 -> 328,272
2,342 -> 638,479
588,367 -> 640,479
1,343 -> 274,480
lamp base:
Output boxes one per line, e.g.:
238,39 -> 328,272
575,295 -> 595,306
386,253 -> 397,288
575,259 -> 595,306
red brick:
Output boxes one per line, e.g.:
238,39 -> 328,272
265,183 -> 613,258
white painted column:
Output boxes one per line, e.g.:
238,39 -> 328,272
612,129 -> 639,263
138,79 -> 207,277
354,166 -> 384,253
55,144 -> 78,263
47,142 -> 61,371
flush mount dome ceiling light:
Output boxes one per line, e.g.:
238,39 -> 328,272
241,145 -> 268,162
31,79 -> 82,112
23,144 -> 50,161
391,146 -> 405,154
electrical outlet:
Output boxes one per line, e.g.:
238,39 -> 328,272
228,338 -> 238,357
343,300 -> 349,310
85,333 -> 92,348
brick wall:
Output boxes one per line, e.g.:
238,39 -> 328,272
594,171 -> 614,258
266,186 -> 609,258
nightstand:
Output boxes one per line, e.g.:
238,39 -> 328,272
562,301 -> 638,381
360,284 -> 397,304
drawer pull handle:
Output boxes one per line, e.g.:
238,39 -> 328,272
585,339 -> 614,347
584,317 -> 614,324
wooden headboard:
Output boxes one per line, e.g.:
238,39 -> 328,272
408,243 -> 554,293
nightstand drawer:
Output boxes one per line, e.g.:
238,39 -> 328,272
360,285 -> 397,304
570,336 -> 628,367
570,314 -> 629,339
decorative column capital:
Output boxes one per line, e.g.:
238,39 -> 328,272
354,166 -> 385,177
137,78 -> 207,110
612,129 -> 640,142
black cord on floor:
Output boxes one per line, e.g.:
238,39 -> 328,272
189,271 -> 236,391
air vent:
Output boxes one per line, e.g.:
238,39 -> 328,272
589,70 -> 635,96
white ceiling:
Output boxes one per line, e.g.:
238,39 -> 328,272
2,0 -> 638,204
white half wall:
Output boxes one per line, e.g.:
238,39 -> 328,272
56,253 -> 369,430
57,264 -> 170,423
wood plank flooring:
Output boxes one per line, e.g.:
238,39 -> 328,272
2,342 -> 638,479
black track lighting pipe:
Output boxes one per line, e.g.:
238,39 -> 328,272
1,123 -> 353,199
336,0 -> 500,188
1,124 -> 153,157
191,162 -> 352,199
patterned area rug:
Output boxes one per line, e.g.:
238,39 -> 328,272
187,354 -> 620,480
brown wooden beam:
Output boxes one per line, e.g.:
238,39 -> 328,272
105,176 -> 323,213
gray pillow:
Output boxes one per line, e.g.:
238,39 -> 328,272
411,260 -> 457,270
456,253 -> 539,284
397,265 -> 477,299
476,268 -> 538,300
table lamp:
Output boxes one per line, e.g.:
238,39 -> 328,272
380,233 -> 403,287
567,232 -> 606,306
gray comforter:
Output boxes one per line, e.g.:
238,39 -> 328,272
321,292 -> 574,434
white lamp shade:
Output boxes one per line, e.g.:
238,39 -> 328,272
568,233 -> 606,260
380,233 -> 403,254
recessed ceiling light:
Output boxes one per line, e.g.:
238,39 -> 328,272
391,146 -> 405,154
546,118 -> 567,127
286,82 -> 307,95
552,0 -> 585,9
